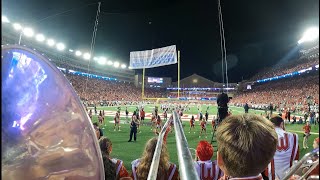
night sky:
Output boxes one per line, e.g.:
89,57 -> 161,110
2,0 -> 319,82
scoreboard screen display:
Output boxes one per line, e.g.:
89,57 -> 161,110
148,77 -> 163,83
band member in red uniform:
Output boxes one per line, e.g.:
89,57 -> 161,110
216,114 -> 278,180
131,138 -> 179,180
212,116 -> 217,134
99,137 -> 130,179
199,118 -> 207,138
140,108 -> 145,126
303,122 -> 311,149
114,110 -> 121,131
194,141 -> 223,180
189,115 -> 196,134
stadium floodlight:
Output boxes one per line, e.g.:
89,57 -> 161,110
69,49 -> 74,52
121,64 -> 126,69
23,27 -> 34,37
75,50 -> 82,56
35,34 -> 45,42
47,39 -> 55,46
83,52 -> 91,60
13,23 -> 22,30
114,62 -> 120,68
56,42 -> 65,51
98,57 -> 107,64
107,60 -> 113,65
298,27 -> 319,44
93,57 -> 99,61
2,16 -> 10,23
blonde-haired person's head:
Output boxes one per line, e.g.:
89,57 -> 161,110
136,137 -> 170,180
216,114 -> 277,177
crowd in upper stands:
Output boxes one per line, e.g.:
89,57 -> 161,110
66,74 -> 167,105
232,73 -> 319,115
250,56 -> 319,81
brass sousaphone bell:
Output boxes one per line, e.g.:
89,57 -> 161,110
1,46 -> 105,179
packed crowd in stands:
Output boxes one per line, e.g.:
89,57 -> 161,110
66,74 -> 167,105
232,73 -> 319,115
250,56 -> 319,81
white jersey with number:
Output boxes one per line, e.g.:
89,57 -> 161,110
194,160 -> 223,180
265,127 -> 299,180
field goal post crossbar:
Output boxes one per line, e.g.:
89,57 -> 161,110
141,50 -> 181,100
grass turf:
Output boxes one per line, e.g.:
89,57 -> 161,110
91,105 -> 319,172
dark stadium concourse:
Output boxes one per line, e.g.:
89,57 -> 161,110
1,0 -> 319,179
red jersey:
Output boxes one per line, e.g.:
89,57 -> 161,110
110,158 -> 130,179
140,110 -> 145,118
201,121 -> 206,129
212,120 -> 215,127
190,118 -> 195,126
303,125 -> 311,134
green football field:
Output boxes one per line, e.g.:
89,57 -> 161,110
90,104 -> 319,172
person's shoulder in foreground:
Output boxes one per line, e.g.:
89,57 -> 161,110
216,114 -> 278,180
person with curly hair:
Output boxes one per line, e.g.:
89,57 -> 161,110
99,137 -> 130,180
131,137 -> 179,180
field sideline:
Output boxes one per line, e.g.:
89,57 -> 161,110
90,104 -> 319,172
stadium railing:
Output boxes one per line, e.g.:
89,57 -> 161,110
147,117 -> 172,180
172,111 -> 199,180
147,110 -> 199,180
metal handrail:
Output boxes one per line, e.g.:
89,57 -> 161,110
283,151 -> 319,180
147,116 -> 172,180
173,111 -> 200,180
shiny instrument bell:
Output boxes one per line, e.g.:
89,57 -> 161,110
1,45 -> 104,180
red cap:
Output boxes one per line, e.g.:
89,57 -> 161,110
196,141 -> 213,161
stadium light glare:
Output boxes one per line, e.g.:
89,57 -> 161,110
121,64 -> 126,69
47,39 -> 55,46
107,61 -> 113,65
93,57 -> 99,61
114,62 -> 120,68
298,27 -> 319,44
56,42 -> 65,51
83,52 -> 91,60
2,16 -> 10,23
13,23 -> 22,30
98,57 -> 107,64
69,49 -> 74,52
35,34 -> 45,42
23,27 -> 34,37
75,50 -> 82,56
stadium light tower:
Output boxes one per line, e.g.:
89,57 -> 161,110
98,57 -> 107,64
23,27 -> 34,37
83,52 -> 91,60
298,27 -> 319,44
35,34 -> 45,42
75,50 -> 82,56
114,62 -> 120,68
56,43 -> 65,51
121,64 -> 126,69
107,60 -> 113,65
2,16 -> 10,23
47,39 -> 55,47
